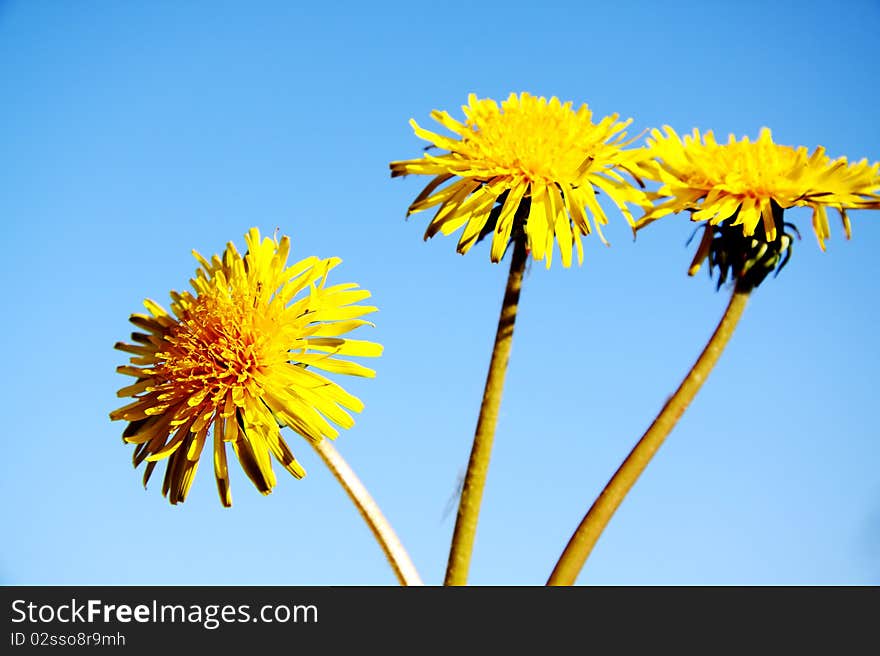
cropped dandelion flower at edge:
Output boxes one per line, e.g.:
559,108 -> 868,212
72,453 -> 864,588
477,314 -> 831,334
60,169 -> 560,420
390,92 -> 650,585
549,127 -> 880,585
111,228 -> 422,585
639,126 -> 880,287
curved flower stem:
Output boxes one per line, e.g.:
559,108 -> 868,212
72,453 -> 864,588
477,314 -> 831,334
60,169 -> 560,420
547,284 -> 751,586
312,438 -> 423,586
445,237 -> 528,586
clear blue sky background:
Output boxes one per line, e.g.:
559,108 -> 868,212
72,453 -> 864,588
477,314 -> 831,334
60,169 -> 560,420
1,0 -> 878,585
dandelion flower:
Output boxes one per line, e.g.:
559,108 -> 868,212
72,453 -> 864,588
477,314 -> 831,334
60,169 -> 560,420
390,92 -> 649,268
549,130 -> 880,585
110,228 -> 382,506
390,92 -> 649,584
639,126 -> 880,287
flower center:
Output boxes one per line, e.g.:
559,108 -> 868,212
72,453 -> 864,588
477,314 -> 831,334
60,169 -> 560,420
696,139 -> 805,200
462,96 -> 611,185
155,288 -> 278,403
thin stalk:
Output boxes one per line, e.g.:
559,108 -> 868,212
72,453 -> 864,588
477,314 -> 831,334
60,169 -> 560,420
445,237 -> 528,586
548,285 -> 751,585
313,437 -> 423,586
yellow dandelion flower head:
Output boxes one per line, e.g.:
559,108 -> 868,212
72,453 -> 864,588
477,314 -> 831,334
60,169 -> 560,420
110,228 -> 382,507
639,126 -> 880,250
390,92 -> 650,268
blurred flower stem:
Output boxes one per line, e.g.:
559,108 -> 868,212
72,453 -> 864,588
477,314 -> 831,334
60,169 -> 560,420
548,284 -> 750,585
313,438 -> 423,586
445,237 -> 528,585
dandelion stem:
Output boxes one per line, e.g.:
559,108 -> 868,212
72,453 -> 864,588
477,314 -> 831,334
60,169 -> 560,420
312,438 -> 423,586
547,285 -> 751,585
445,237 -> 528,586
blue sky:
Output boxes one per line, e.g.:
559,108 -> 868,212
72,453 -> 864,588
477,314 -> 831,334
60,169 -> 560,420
1,0 -> 878,585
